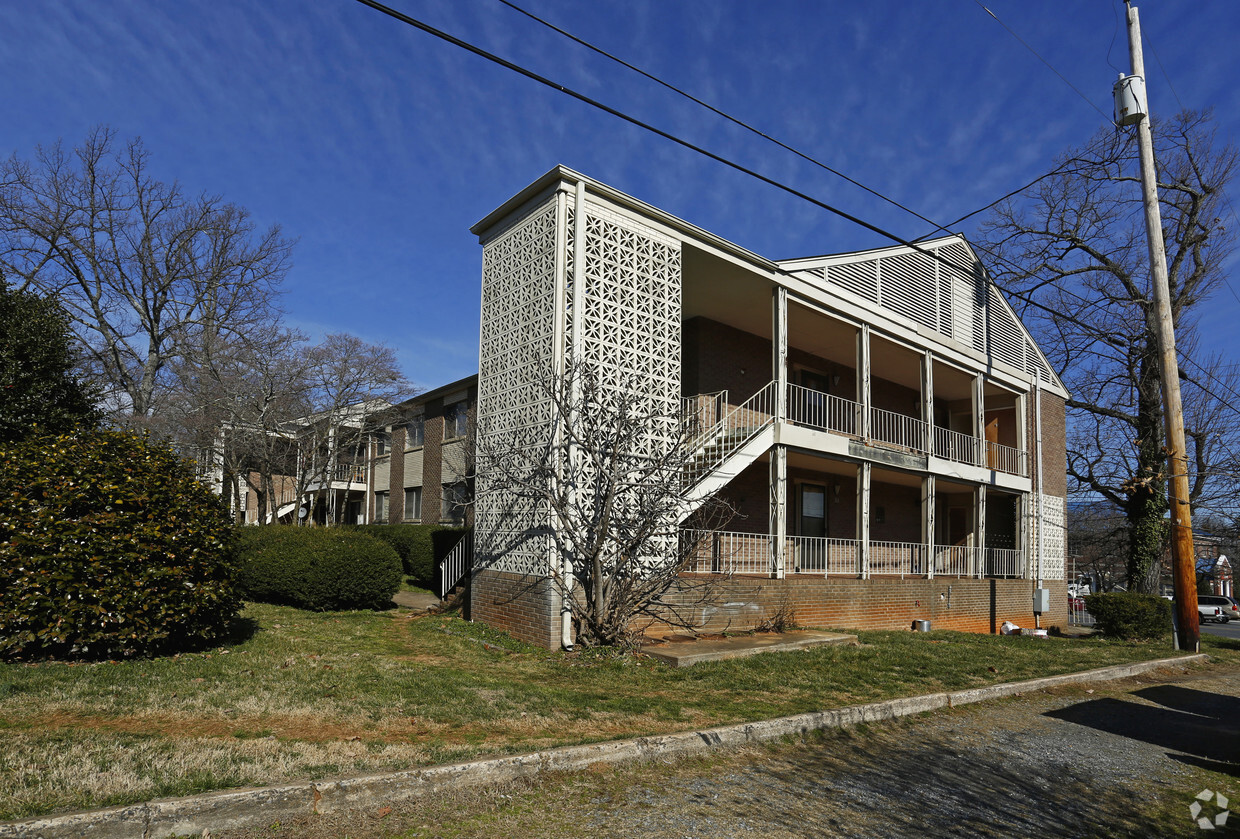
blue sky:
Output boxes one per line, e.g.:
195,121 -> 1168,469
3,0 -> 1238,390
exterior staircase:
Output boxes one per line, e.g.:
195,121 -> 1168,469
679,381 -> 777,521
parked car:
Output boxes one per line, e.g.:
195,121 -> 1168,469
1198,603 -> 1227,624
1198,594 -> 1238,622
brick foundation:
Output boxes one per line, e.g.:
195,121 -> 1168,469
644,576 -> 1068,637
470,568 -> 561,648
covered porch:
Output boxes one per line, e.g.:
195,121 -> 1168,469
683,455 -> 1026,580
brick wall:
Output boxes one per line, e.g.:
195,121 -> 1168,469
387,426 -> 405,524
471,568 -> 561,648
647,576 -> 1069,637
682,317 -> 854,403
1039,393 -> 1067,498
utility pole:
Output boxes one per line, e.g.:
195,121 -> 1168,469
1119,1 -> 1199,651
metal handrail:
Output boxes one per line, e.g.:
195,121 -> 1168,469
786,384 -> 858,436
437,531 -> 473,598
683,381 -> 776,488
869,406 -> 928,454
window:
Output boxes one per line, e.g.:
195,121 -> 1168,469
444,402 -> 468,440
374,491 -> 389,522
442,482 -> 468,524
405,416 -> 425,448
375,431 -> 390,456
404,486 -> 422,521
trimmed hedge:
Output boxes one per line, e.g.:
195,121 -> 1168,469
237,527 -> 401,611
365,524 -> 465,588
0,430 -> 239,660
1084,592 -> 1171,640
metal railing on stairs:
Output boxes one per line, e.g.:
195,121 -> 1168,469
437,531 -> 473,598
682,381 -> 776,490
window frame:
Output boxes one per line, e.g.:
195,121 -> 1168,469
404,486 -> 422,522
405,416 -> 425,449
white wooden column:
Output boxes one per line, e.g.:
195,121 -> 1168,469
975,485 -> 987,578
858,462 -> 871,579
858,324 -> 872,441
972,372 -> 985,467
921,350 -> 935,455
773,287 -> 788,422
923,474 -> 936,579
770,445 -> 787,579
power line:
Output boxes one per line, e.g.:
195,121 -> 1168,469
494,0 -> 950,237
350,0 -> 1016,292
356,0 -> 1154,363
354,0 -> 1226,398
972,0 -> 1115,126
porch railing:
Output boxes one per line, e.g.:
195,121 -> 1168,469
985,441 -> 1027,477
869,407 -> 928,454
869,540 -> 927,578
933,426 -> 981,466
933,544 -> 983,577
683,381 -> 776,489
682,531 -> 1027,581
786,384 -> 858,436
682,529 -> 771,575
985,547 -> 1024,578
789,536 -> 859,576
333,463 -> 366,484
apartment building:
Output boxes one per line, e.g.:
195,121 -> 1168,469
367,376 -> 477,527
469,167 -> 1069,649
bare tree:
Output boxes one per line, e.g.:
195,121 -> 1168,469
0,127 -> 293,420
293,333 -> 413,524
477,360 -> 733,647
979,110 -> 1239,592
168,329 -> 410,526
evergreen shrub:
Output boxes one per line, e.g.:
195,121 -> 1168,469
0,430 -> 239,660
366,524 -> 465,588
238,527 -> 401,610
1084,592 -> 1171,640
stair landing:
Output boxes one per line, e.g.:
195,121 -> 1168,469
640,629 -> 858,668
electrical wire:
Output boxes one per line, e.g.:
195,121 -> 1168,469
355,0 -> 1235,436
972,0 -> 1116,126
494,0 -> 951,237
350,0 -> 1015,291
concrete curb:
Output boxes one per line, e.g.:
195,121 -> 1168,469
1,653 -> 1209,838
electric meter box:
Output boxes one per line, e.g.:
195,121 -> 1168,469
1033,588 -> 1052,614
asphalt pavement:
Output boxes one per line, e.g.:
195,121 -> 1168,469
1202,619 -> 1240,642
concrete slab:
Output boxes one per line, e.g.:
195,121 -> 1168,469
641,630 -> 858,667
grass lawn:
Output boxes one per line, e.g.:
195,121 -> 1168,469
1,603 -> 1234,822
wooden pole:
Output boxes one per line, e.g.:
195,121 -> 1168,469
1125,2 -> 1198,651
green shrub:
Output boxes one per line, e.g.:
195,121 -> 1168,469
0,430 -> 239,660
365,524 -> 465,588
1084,592 -> 1171,640
237,527 -> 401,611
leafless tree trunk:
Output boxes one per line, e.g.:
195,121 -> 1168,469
477,360 -> 733,647
979,110 -> 1238,592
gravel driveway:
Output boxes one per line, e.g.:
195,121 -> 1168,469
225,664 -> 1240,839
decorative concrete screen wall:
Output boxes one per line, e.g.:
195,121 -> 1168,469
473,179 -> 682,644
